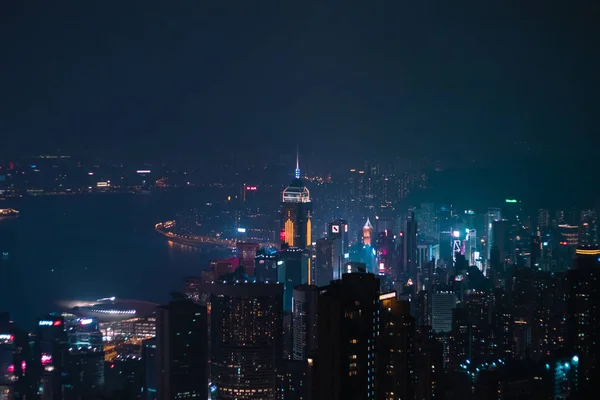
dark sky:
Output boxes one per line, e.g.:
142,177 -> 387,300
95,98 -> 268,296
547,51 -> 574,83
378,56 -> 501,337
1,1 -> 598,162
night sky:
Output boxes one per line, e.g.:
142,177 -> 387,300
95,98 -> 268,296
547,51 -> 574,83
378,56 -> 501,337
1,1 -> 598,162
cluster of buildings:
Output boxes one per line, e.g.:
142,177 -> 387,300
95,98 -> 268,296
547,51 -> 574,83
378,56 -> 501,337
2,159 -> 600,399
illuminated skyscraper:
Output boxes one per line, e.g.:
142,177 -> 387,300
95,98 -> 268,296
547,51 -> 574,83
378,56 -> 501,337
486,207 -> 502,263
403,213 -> 417,275
277,247 -> 309,312
566,246 -> 600,394
378,294 -> 415,400
292,285 -> 319,361
210,274 -> 283,399
35,316 -> 68,400
362,218 -> 373,245
280,155 -> 312,249
315,238 -> 335,286
66,317 -> 105,398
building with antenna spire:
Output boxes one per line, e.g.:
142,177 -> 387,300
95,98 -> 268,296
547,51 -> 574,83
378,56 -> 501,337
363,218 -> 374,245
280,151 -> 312,249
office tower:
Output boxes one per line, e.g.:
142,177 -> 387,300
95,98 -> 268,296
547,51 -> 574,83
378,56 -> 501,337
210,277 -> 283,399
362,218 -> 373,245
431,292 -> 456,333
313,273 -> 379,400
315,238 -> 334,286
490,289 -> 513,361
237,242 -> 259,276
142,338 -> 157,400
277,247 -> 308,312
328,219 -> 349,255
579,209 -> 598,246
156,298 -> 208,400
418,202 -> 435,240
327,219 -> 349,276
537,208 -> 550,230
490,220 -> 511,273
565,246 -> 600,394
503,198 -> 522,222
378,294 -> 415,400
292,285 -> 319,361
415,290 -> 431,327
66,317 -> 105,398
486,207 -> 502,263
35,316 -> 68,400
280,156 -> 312,249
374,231 -> 396,278
414,326 -> 440,400
403,212 -> 417,275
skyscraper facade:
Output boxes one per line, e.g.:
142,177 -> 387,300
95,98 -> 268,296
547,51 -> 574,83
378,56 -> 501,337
431,292 -> 456,333
313,273 -> 380,399
566,246 -> 600,394
156,298 -> 208,400
210,280 -> 283,399
315,238 -> 334,287
280,159 -> 312,249
378,295 -> 415,400
277,247 -> 308,312
403,213 -> 417,275
292,285 -> 319,361
66,317 -> 105,398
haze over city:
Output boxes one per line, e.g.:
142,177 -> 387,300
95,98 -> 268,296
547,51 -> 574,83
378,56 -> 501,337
1,2 -> 599,400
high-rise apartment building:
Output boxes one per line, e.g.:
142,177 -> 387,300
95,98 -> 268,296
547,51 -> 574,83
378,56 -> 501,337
210,279 -> 283,399
566,246 -> 600,394
377,294 -> 415,400
313,273 -> 380,399
156,298 -> 208,400
292,285 -> 319,361
403,213 -> 417,275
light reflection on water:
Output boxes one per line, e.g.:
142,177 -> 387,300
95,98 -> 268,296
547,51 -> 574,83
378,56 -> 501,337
0,193 -> 227,328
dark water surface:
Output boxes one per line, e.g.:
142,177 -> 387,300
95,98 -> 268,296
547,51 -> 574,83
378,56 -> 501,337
0,191 -> 224,328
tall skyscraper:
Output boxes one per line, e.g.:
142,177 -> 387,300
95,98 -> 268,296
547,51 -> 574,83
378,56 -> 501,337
485,207 -> 502,255
156,297 -> 208,400
378,294 -> 415,400
431,292 -> 456,333
66,317 -> 105,398
280,155 -> 312,249
328,219 -> 349,276
328,219 -> 349,255
142,338 -> 157,400
362,218 -> 373,245
315,238 -> 334,286
418,202 -> 435,240
292,285 -> 319,361
35,315 -> 68,400
566,246 -> 600,394
537,208 -> 550,230
210,275 -> 283,399
403,212 -> 417,275
277,247 -> 309,312
313,273 -> 380,399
